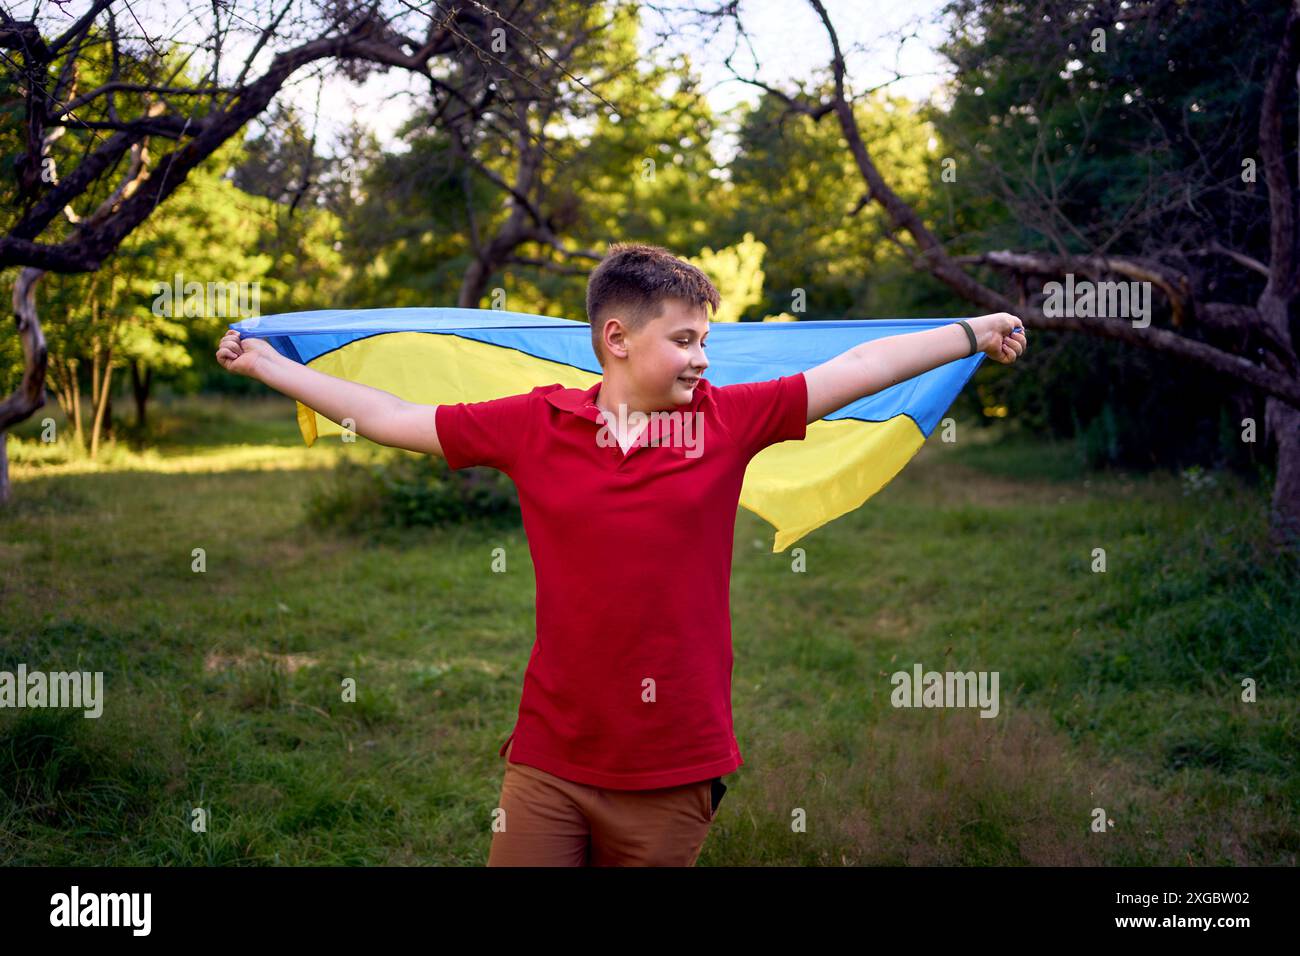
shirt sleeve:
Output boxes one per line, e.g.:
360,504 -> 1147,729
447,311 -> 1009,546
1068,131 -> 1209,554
712,372 -> 808,458
434,390 -> 534,473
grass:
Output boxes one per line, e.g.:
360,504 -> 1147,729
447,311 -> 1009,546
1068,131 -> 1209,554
1,393 -> 1296,865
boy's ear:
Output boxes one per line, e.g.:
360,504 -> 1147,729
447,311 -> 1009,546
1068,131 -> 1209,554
604,319 -> 632,361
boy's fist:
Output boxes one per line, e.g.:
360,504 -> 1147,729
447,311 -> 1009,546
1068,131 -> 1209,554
216,329 -> 273,378
974,312 -> 1028,365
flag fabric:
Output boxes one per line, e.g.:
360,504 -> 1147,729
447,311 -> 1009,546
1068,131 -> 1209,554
229,307 -> 986,552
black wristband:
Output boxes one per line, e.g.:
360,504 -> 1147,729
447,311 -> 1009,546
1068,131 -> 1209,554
957,319 -> 978,357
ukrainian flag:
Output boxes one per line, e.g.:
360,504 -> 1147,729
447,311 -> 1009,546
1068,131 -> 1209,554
229,308 -> 985,552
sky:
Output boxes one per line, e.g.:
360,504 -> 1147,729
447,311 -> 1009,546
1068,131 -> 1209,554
644,0 -> 955,115
20,0 -> 955,157
335,0 -> 956,149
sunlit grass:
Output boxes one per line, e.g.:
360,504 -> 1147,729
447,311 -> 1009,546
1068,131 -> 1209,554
6,392 -> 369,476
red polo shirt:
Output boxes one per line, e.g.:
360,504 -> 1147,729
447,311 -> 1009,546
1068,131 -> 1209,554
435,372 -> 807,789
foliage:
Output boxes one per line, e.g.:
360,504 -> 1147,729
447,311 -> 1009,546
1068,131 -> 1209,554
304,452 -> 522,536
721,91 -> 953,321
925,0 -> 1289,468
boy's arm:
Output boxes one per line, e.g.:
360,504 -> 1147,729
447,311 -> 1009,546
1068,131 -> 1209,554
216,330 -> 444,456
803,312 -> 1027,424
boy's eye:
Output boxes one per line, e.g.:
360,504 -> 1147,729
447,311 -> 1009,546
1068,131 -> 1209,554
678,339 -> 707,348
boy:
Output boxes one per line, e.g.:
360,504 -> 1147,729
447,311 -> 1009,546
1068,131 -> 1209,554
216,243 -> 1027,866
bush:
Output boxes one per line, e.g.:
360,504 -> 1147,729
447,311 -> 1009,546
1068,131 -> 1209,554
304,452 -> 520,534
1074,402 -> 1121,470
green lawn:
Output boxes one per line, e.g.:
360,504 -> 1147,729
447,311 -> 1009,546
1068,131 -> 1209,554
1,392 -> 1296,865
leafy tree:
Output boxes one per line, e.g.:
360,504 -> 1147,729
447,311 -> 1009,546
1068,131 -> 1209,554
722,90 -> 952,322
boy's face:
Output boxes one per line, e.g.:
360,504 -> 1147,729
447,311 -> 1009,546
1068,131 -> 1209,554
623,297 -> 711,406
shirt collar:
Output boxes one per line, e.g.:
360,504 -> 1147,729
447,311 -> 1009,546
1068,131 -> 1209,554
544,381 -> 604,422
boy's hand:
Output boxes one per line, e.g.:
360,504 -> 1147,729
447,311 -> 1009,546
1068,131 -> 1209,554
973,312 -> 1028,365
216,329 -> 274,379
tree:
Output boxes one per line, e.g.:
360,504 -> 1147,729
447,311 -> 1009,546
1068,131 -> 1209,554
722,90 -> 949,321
0,0 -> 550,502
366,0 -> 726,312
716,0 -> 1300,548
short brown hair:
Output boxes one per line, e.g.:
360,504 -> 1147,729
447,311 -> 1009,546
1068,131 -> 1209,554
586,242 -> 721,366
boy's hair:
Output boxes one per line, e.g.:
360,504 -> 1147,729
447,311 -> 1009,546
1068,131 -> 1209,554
585,242 -> 721,367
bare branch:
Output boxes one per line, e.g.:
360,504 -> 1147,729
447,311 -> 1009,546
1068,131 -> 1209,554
1189,240 -> 1271,278
955,250 -> 1195,328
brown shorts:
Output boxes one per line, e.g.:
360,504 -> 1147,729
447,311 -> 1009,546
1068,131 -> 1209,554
487,740 -> 727,866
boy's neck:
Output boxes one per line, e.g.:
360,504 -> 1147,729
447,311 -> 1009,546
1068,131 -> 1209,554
592,376 -> 657,419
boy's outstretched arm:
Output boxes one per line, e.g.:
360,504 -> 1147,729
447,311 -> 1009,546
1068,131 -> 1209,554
803,313 -> 1028,424
215,329 -> 445,456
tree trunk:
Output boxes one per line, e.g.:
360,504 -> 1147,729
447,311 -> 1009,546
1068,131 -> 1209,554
458,257 -> 492,308
89,344 -> 113,459
0,431 -> 8,506
457,200 -> 536,309
130,359 -> 152,429
89,347 -> 100,457
48,354 -> 84,450
69,358 -> 84,450
103,384 -> 114,443
1265,395 -> 1300,547
1259,284 -> 1300,548
0,267 -> 48,505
